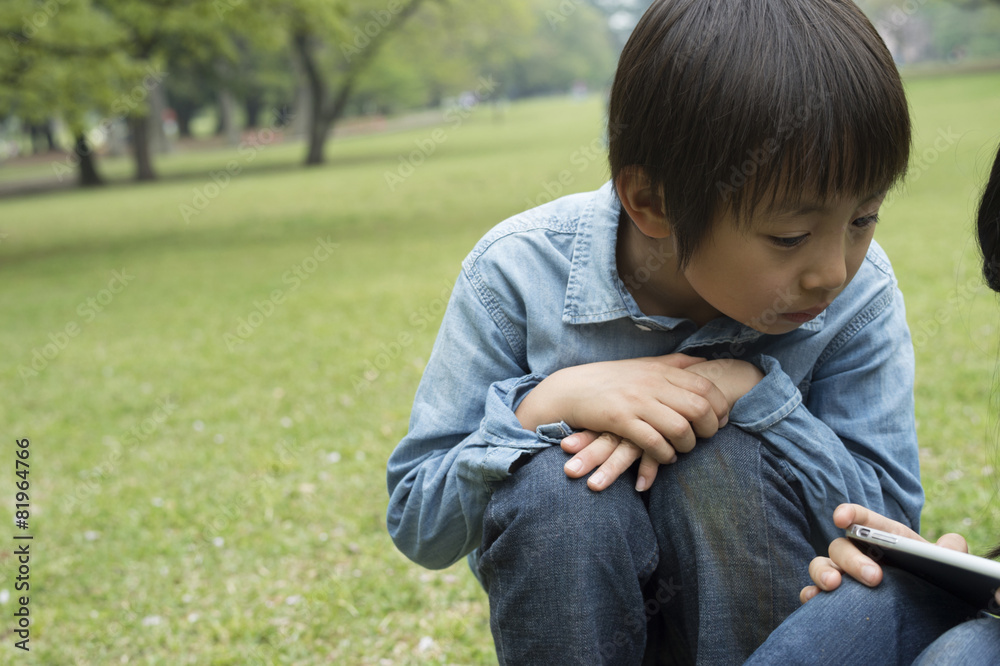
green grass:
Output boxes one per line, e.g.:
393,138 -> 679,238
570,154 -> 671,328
0,71 -> 999,663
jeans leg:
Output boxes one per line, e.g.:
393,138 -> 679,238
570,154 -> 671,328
644,425 -> 813,665
748,568 -> 979,665
478,444 -> 658,666
913,613 -> 1000,665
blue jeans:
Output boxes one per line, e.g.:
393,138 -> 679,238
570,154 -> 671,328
746,566 -> 1000,665
477,425 -> 813,665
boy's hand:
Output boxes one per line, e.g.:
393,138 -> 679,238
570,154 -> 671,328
557,358 -> 763,491
684,358 -> 764,409
799,504 -> 970,604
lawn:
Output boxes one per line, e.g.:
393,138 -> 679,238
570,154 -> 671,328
0,70 -> 998,664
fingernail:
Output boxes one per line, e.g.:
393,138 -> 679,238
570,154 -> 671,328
635,476 -> 648,492
565,459 -> 582,474
862,565 -> 879,584
590,472 -> 606,488
719,415 -> 729,427
820,571 -> 834,587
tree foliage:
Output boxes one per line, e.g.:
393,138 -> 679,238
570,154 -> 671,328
0,0 -> 616,180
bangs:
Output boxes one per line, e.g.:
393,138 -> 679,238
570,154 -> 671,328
722,17 -> 911,222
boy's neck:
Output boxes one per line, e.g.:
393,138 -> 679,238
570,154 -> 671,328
616,211 -> 722,327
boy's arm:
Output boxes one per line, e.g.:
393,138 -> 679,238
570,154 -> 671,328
728,283 -> 922,555
386,270 -> 556,569
514,354 -> 734,490
530,357 -> 760,491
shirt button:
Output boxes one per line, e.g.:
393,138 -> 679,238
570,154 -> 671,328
635,324 -> 652,331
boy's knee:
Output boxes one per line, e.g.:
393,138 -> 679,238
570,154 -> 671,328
654,424 -> 768,499
490,446 -> 640,519
647,425 -> 806,540
483,445 -> 649,549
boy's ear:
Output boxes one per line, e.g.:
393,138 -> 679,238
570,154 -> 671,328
616,167 -> 672,239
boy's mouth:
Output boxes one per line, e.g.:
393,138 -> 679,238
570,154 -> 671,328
781,304 -> 829,324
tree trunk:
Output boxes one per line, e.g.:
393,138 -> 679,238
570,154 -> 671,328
293,30 -> 328,166
289,84 -> 312,138
217,88 -> 241,146
30,122 -> 56,154
149,83 -> 170,154
245,93 -> 263,129
305,115 -> 332,165
74,133 -> 103,187
176,108 -> 194,137
128,115 -> 157,181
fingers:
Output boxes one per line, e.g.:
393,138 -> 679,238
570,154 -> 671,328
562,433 -> 668,492
627,372 -> 728,453
635,400 -> 699,454
808,555 -> 845,591
587,438 -> 645,491
936,532 -> 969,553
635,451 -> 659,492
561,430 -> 600,454
831,504 -> 923,542
563,432 -> 621,478
658,366 -> 730,423
827,536 -> 883,587
580,414 -> 679,465
799,585 -> 821,604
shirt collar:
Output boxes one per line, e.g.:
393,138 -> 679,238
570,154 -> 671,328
562,181 -> 636,326
561,181 -> 827,340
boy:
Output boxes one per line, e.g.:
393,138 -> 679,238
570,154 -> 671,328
387,0 -> 921,662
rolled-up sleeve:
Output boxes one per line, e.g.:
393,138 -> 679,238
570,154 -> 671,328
729,284 -> 922,554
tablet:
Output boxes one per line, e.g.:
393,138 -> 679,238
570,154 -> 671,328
846,524 -> 1000,609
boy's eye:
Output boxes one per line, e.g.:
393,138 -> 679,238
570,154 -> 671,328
852,214 -> 880,229
769,234 -> 808,248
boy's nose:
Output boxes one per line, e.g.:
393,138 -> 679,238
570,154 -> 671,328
801,248 -> 848,293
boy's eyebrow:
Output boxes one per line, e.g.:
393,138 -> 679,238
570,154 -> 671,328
768,190 -> 887,217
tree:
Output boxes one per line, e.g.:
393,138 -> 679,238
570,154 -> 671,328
0,0 -> 141,186
287,0 -> 440,165
89,0 -> 244,180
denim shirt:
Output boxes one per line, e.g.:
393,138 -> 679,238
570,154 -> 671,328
386,181 -> 922,570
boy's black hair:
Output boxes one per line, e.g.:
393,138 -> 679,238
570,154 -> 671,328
608,0 -> 911,266
978,143 -> 1000,293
